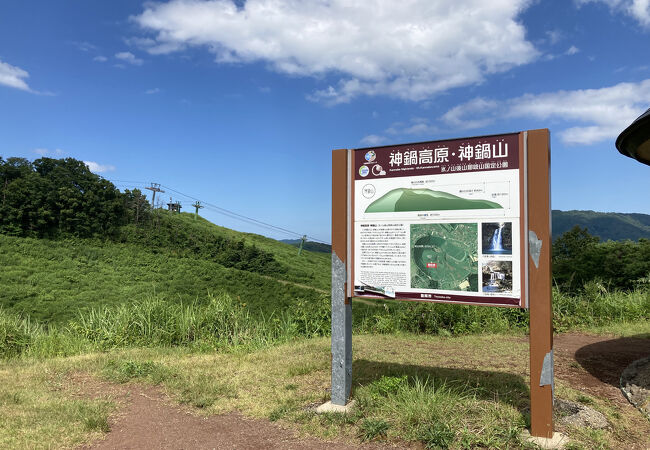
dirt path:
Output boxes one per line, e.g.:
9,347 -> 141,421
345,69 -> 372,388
262,275 -> 328,294
74,376 -> 396,450
82,387 -> 361,449
77,332 -> 649,449
553,332 -> 650,406
260,277 -> 382,307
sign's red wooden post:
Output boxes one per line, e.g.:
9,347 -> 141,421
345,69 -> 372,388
527,129 -> 554,437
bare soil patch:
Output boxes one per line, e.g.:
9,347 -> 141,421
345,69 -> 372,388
554,332 -> 650,405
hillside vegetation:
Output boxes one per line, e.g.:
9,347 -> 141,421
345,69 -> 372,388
119,212 -> 330,290
0,234 -> 326,325
0,156 -> 329,287
0,156 -> 333,326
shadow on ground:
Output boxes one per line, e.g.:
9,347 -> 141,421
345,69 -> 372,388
353,359 -> 529,409
574,334 -> 650,387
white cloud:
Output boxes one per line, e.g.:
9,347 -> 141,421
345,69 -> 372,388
132,0 -> 538,104
545,29 -> 564,44
577,0 -> 650,28
115,51 -> 144,66
360,134 -> 387,146
540,45 -> 580,62
440,79 -> 650,144
93,55 -> 108,62
145,87 -> 161,94
381,117 -> 440,139
442,98 -> 500,129
0,59 -> 34,92
84,161 -> 116,173
565,45 -> 580,55
401,117 -> 439,136
34,148 -> 65,156
71,41 -> 97,52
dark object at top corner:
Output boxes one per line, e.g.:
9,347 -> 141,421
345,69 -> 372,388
616,108 -> 650,166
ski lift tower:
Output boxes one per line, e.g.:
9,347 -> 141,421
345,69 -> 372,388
167,198 -> 182,213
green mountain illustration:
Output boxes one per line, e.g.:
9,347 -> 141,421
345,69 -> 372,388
365,188 -> 502,213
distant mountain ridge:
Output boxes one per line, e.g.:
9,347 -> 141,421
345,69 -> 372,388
552,210 -> 650,241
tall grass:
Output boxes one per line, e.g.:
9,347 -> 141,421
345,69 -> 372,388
68,293 -> 303,351
353,375 -> 524,447
1,293 -> 320,358
552,281 -> 650,331
1,287 -> 648,359
0,309 -> 42,358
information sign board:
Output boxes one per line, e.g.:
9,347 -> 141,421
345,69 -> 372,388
330,130 -> 553,438
351,133 -> 525,307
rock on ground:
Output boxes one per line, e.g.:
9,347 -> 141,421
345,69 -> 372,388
620,356 -> 650,419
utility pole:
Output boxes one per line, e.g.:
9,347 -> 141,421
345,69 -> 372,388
145,183 -> 164,210
192,201 -> 204,220
298,234 -> 307,255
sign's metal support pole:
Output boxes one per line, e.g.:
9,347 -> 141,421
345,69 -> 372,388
527,129 -> 554,438
331,252 -> 352,405
331,148 -> 352,406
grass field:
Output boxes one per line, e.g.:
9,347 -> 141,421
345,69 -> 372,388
1,326 -> 649,449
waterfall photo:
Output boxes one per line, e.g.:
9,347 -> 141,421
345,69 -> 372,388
481,222 -> 512,255
481,261 -> 513,293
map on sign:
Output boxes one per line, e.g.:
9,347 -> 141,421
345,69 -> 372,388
410,223 -> 479,291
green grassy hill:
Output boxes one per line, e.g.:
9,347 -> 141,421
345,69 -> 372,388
118,211 -> 330,291
0,212 -> 329,324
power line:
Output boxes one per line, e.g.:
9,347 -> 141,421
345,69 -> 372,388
107,179 -> 149,185
201,204 -> 300,238
105,177 -> 330,245
161,184 -> 330,245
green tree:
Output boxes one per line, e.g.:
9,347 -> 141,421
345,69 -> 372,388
553,226 -> 650,292
552,226 -> 600,292
122,189 -> 151,226
0,157 -> 125,238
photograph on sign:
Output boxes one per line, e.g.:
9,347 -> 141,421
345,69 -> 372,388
352,133 -> 523,307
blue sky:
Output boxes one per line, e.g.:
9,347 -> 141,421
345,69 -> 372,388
1,0 -> 649,243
